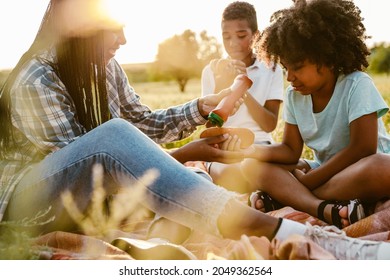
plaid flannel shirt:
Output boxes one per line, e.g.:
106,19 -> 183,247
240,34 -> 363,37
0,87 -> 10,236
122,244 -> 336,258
0,52 -> 206,221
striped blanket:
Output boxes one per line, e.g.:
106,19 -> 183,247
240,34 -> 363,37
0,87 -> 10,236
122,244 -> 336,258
31,199 -> 390,260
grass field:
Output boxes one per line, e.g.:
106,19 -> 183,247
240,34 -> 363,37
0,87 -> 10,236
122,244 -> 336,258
132,74 -> 390,155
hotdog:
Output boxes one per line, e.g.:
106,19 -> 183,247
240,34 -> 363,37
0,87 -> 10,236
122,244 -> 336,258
199,127 -> 255,149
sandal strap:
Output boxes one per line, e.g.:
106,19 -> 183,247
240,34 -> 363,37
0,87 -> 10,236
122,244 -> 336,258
260,192 -> 277,212
331,202 -> 345,229
330,200 -> 363,229
317,200 -> 337,221
347,199 -> 366,224
317,199 -> 366,229
248,191 -> 283,212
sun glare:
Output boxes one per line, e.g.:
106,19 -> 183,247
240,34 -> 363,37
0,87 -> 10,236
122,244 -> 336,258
101,0 -> 128,26
0,0 -> 388,70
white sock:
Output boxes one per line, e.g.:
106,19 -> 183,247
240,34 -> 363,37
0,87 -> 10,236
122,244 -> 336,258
274,219 -> 306,241
377,242 -> 390,260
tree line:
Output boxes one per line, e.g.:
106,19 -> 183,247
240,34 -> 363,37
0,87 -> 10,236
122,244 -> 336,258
1,31 -> 389,93
148,31 -> 390,93
369,43 -> 390,76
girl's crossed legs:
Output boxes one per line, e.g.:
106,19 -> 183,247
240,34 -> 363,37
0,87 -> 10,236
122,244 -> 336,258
242,154 -> 390,228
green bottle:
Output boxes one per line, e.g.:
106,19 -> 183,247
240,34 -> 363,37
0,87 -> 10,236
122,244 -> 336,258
208,74 -> 253,127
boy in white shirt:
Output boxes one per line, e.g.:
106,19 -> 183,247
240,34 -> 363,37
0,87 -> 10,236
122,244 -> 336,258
199,1 -> 284,193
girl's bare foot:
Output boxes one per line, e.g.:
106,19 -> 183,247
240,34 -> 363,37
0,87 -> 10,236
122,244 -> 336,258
323,204 -> 350,228
338,206 -> 350,228
248,191 -> 283,213
254,199 -> 266,212
320,200 -> 365,229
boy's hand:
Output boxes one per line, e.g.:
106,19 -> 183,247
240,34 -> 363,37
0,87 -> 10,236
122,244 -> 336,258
229,59 -> 247,75
212,59 -> 247,92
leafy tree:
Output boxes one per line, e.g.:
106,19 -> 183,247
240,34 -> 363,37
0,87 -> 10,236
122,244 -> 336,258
198,30 -> 223,67
152,29 -> 222,92
368,43 -> 390,75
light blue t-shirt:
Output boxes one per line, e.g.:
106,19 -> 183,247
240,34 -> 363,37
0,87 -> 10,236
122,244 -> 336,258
283,71 -> 390,167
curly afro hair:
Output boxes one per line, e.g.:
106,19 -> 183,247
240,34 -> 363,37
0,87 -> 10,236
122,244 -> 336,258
255,0 -> 371,75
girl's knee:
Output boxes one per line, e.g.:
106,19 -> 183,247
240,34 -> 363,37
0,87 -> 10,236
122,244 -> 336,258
371,153 -> 390,165
240,159 -> 276,183
357,153 -> 389,171
240,158 -> 261,175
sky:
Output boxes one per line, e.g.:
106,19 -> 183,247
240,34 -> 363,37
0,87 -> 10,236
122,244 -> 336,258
0,0 -> 389,70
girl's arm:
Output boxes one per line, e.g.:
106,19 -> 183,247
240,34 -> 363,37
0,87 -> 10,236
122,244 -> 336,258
296,112 -> 378,190
246,122 -> 304,164
245,95 -> 281,132
244,62 -> 283,133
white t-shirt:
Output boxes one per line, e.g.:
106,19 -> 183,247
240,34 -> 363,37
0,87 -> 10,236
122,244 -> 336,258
283,71 -> 390,167
201,59 -> 284,143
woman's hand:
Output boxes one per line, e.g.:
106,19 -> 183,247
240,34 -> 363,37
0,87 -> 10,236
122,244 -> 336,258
199,89 -> 246,128
170,134 -> 246,164
198,88 -> 245,121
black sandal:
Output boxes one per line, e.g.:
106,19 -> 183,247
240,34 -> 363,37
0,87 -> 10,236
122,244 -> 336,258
248,191 -> 283,212
317,199 -> 366,229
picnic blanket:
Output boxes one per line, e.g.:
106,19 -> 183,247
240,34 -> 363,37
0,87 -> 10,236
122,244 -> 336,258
31,199 -> 390,260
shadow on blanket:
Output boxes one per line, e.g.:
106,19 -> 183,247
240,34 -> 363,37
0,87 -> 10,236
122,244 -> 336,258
32,200 -> 390,260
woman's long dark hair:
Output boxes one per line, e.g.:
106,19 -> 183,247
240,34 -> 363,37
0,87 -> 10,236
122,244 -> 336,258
0,0 -> 110,159
55,33 -> 110,131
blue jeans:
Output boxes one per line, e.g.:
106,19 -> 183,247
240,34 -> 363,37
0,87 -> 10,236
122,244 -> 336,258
5,119 -> 235,235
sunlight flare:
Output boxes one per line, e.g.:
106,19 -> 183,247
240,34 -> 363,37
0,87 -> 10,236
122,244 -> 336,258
101,0 -> 127,27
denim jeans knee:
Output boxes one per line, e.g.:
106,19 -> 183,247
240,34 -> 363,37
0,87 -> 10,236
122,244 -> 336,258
7,119 -> 236,236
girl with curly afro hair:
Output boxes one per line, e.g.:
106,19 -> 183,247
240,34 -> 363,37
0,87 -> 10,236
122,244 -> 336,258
242,0 -> 390,229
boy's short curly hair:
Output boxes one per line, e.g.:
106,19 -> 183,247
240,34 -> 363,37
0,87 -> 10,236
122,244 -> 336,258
222,1 -> 258,33
255,0 -> 370,75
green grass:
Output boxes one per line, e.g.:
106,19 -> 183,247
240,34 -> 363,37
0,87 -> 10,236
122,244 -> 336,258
372,74 -> 390,132
132,79 -> 202,109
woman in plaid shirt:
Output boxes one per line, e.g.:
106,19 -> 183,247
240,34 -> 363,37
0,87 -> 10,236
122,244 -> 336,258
0,0 -> 250,237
